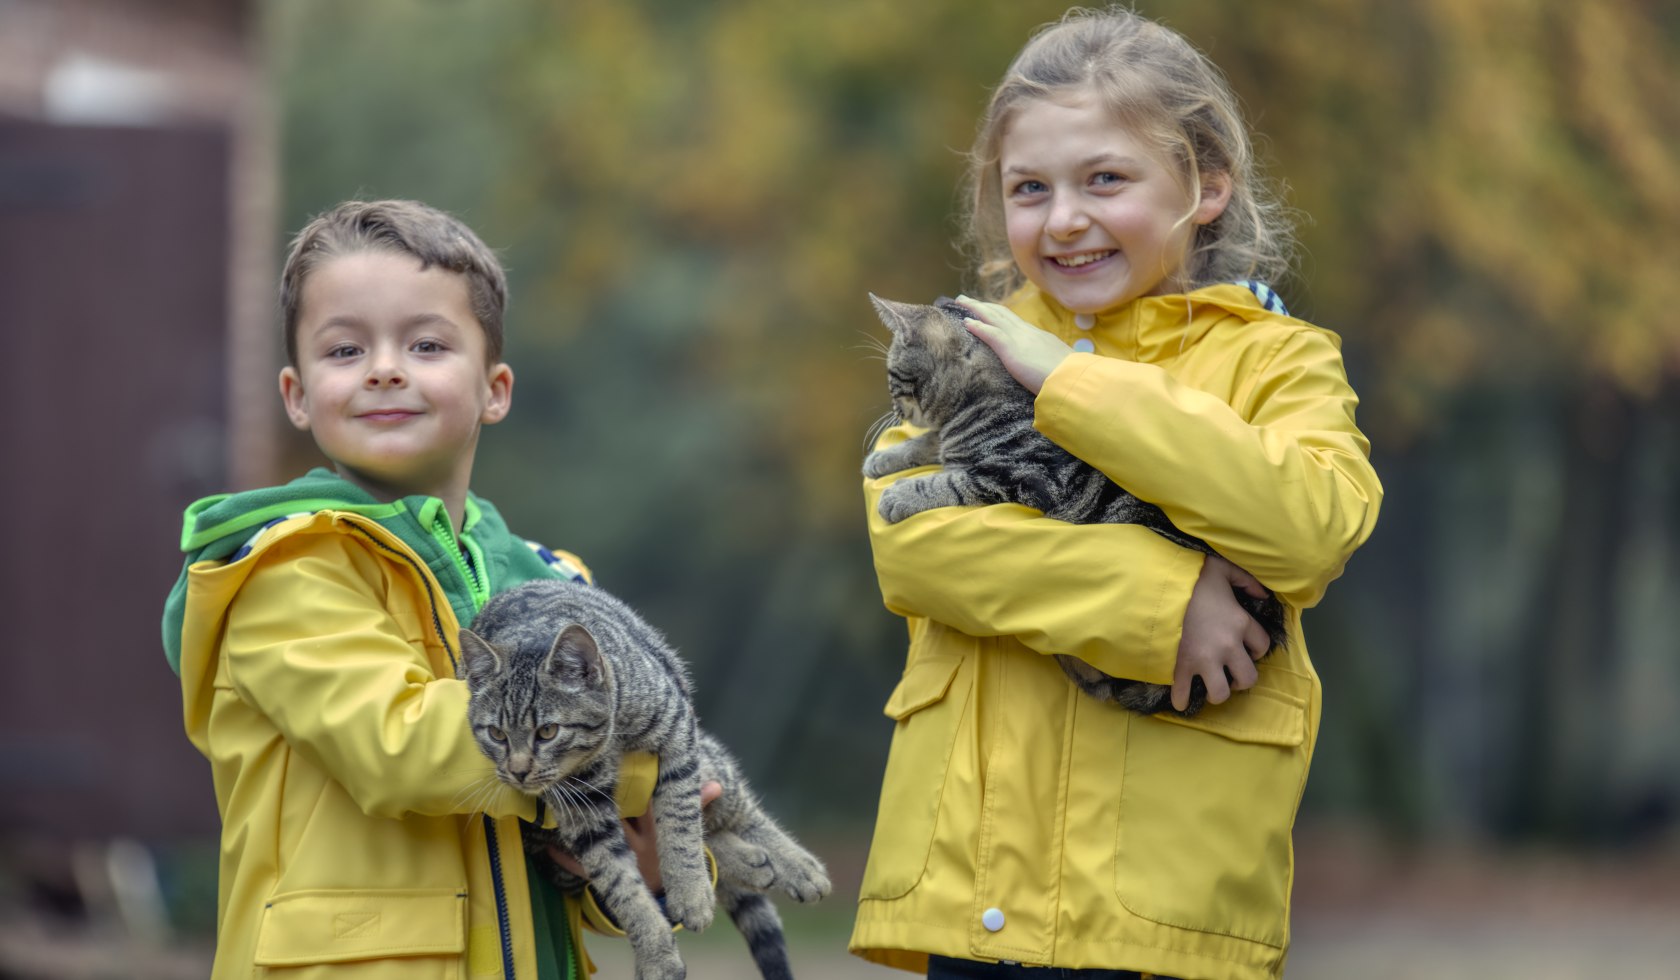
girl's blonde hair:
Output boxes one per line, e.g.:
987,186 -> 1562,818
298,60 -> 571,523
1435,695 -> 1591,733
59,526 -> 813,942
961,6 -> 1296,301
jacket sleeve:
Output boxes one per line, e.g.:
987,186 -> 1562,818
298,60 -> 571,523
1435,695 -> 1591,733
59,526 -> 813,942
220,532 -> 541,822
1033,328 -> 1382,608
865,424 -> 1202,685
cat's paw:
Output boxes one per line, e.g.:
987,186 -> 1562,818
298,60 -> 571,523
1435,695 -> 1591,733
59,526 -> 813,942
862,450 -> 904,479
711,835 -> 777,891
876,484 -> 928,524
663,876 -> 715,933
632,949 -> 686,980
775,846 -> 831,904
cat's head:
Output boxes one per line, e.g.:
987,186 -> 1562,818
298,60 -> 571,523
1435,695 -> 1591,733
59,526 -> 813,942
870,294 -> 1014,427
459,623 -> 615,794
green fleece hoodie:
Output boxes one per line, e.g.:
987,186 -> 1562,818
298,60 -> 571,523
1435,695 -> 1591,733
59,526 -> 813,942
162,467 -> 584,675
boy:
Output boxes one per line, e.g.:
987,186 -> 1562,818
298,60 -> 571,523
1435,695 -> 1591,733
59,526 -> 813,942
162,199 -> 654,979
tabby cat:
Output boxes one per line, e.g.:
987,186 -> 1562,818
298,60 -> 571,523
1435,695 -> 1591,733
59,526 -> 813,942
461,578 -> 830,980
862,294 -> 1287,716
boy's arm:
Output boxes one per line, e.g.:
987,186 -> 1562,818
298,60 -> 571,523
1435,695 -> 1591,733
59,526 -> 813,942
1034,329 -> 1382,608
866,424 -> 1202,686
221,532 -> 540,822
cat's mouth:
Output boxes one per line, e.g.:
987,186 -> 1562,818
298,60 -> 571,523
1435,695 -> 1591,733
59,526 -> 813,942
1050,250 -> 1115,269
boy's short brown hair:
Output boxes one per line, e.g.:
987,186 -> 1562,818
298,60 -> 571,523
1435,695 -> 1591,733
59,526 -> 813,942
279,200 -> 508,365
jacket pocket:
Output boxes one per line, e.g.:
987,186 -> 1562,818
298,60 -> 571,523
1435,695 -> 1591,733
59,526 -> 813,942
858,625 -> 971,901
255,887 -> 466,975
1112,666 -> 1313,947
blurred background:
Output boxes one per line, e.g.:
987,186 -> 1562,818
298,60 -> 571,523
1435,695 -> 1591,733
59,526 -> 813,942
2,0 -> 1678,977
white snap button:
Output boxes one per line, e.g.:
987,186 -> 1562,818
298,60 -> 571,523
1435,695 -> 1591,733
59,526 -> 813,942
1073,313 -> 1095,330
1072,338 -> 1095,353
981,907 -> 1005,932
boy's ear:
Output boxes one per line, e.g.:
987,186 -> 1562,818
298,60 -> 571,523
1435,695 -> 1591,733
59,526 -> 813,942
279,366 -> 311,432
1194,170 -> 1233,226
481,362 -> 513,425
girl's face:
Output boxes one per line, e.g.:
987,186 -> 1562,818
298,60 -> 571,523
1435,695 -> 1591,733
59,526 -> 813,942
999,91 -> 1229,315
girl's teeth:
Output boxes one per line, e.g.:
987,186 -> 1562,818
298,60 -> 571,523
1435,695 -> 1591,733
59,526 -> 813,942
1054,252 -> 1112,268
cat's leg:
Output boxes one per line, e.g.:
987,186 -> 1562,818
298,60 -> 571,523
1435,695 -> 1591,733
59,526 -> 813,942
571,822 -> 688,980
876,469 -> 982,523
862,432 -> 941,479
651,720 -> 716,933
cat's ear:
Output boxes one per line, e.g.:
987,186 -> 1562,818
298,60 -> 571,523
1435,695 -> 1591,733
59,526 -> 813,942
547,623 -> 606,690
458,628 -> 502,683
869,293 -> 915,335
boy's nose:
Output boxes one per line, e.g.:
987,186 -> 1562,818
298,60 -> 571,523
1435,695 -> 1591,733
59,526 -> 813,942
363,359 -> 406,387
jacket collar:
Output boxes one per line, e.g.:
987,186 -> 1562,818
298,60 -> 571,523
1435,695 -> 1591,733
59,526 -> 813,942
1004,282 -> 1313,362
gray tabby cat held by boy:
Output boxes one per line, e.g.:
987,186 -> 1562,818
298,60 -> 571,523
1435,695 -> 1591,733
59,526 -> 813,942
460,577 -> 829,980
863,295 -> 1287,716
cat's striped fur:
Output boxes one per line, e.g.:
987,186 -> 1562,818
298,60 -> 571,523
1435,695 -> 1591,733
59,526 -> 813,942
460,578 -> 829,980
862,295 -> 1286,716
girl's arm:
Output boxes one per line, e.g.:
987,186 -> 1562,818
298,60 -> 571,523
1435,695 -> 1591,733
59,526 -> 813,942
221,532 -> 542,821
866,422 -> 1204,687
1034,330 -> 1381,608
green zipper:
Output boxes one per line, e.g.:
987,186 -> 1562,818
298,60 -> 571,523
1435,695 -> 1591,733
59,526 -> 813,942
422,498 -> 491,613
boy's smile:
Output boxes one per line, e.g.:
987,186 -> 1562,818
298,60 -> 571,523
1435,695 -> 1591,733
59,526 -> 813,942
279,250 -> 512,517
999,91 -> 1230,315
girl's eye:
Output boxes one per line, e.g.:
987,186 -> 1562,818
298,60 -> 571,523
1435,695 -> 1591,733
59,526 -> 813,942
536,723 -> 559,740
488,727 -> 507,742
1010,179 -> 1048,197
1092,171 -> 1127,188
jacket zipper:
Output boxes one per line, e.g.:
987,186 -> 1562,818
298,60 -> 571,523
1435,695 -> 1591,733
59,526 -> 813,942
344,520 -> 519,977
427,505 -> 490,613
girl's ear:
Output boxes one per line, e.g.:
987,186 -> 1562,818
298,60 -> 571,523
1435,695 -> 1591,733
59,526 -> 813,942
1194,170 -> 1233,226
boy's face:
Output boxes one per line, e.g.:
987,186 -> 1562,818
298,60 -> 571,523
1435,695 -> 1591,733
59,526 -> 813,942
279,250 -> 512,505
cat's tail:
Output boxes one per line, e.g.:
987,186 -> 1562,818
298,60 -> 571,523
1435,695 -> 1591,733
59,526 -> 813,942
721,884 -> 794,980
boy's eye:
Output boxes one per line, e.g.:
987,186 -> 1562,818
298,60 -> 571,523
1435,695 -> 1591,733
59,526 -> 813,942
488,727 -> 507,742
412,339 -> 446,354
536,723 -> 559,741
326,344 -> 361,359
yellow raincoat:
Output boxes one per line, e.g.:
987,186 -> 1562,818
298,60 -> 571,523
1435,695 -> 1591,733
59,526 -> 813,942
176,506 -> 651,979
849,283 -> 1382,979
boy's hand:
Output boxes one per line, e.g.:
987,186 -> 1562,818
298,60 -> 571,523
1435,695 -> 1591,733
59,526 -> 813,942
548,780 -> 723,892
1173,554 -> 1270,712
954,295 -> 1072,395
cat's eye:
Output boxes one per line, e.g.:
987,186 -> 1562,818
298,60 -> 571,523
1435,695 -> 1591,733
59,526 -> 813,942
535,723 -> 559,741
487,727 -> 507,742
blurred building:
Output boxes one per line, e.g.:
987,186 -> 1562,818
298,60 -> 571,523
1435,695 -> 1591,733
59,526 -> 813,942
0,0 -> 276,851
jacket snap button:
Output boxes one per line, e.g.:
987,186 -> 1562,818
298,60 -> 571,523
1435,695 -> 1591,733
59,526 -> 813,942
1072,338 -> 1095,353
981,907 -> 1005,932
1074,313 -> 1095,330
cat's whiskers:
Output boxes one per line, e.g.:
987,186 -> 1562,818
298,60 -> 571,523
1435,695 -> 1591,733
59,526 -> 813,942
851,332 -> 891,361
863,410 -> 901,453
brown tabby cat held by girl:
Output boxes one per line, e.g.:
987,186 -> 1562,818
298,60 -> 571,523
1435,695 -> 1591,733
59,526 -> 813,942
863,294 -> 1287,716
460,578 -> 830,980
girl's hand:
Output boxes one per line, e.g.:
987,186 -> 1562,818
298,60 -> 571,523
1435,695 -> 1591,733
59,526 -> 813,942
1173,555 -> 1271,712
548,779 -> 724,892
954,295 -> 1073,394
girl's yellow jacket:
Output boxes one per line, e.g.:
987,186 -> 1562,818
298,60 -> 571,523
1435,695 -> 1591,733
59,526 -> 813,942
177,510 -> 636,979
848,284 -> 1382,980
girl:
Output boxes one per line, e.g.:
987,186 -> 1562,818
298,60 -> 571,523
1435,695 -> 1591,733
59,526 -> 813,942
850,8 -> 1381,980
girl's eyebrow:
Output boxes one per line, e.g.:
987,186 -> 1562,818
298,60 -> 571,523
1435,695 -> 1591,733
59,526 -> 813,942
1002,153 -> 1144,176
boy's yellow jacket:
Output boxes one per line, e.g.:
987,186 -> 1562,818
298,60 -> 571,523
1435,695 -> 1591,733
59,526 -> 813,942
849,284 -> 1382,980
173,496 -> 647,979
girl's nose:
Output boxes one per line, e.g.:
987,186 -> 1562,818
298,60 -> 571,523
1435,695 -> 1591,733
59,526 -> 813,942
1046,195 -> 1090,239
